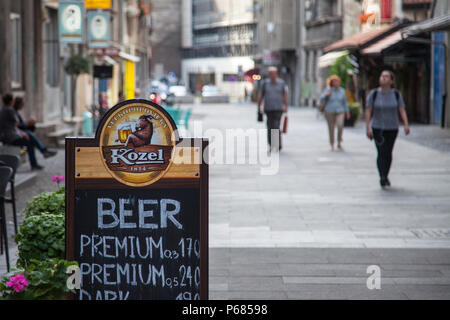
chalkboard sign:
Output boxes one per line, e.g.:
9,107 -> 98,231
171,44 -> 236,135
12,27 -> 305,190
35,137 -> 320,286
66,99 -> 208,300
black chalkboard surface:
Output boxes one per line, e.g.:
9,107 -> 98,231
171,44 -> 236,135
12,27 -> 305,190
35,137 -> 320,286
74,188 -> 201,300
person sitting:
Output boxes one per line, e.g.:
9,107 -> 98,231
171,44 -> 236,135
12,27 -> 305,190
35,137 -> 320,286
0,93 -> 56,170
13,97 -> 36,131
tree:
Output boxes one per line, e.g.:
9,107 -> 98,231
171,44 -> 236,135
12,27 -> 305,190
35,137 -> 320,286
64,55 -> 91,117
329,54 -> 354,89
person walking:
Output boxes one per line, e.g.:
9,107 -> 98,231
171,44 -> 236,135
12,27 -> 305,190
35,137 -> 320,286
257,66 -> 288,152
365,70 -> 410,188
319,75 -> 350,151
0,94 -> 55,170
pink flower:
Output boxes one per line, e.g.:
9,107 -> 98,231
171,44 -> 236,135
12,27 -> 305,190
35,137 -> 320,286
52,175 -> 65,184
5,273 -> 28,293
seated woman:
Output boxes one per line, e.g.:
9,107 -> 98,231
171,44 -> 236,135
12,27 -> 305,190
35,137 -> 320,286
0,94 -> 56,170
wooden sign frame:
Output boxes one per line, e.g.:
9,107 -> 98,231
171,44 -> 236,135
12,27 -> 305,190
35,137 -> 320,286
65,99 -> 208,300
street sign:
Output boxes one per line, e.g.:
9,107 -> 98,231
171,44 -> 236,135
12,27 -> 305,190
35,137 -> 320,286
263,50 -> 280,65
92,47 -> 120,57
85,0 -> 111,10
88,11 -> 110,48
58,1 -> 84,43
66,99 -> 209,300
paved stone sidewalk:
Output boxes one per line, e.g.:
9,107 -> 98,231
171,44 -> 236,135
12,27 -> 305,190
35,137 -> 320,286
2,102 -> 450,299
192,102 -> 450,299
1,149 -> 65,275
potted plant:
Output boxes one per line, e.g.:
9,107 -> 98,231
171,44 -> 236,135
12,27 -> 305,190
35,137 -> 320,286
0,259 -> 77,300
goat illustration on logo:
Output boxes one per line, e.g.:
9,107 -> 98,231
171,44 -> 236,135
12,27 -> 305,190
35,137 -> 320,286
124,114 -> 155,148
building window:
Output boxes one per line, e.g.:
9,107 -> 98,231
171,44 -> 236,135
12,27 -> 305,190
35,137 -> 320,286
10,13 -> 22,88
45,9 -> 60,87
305,0 -> 318,22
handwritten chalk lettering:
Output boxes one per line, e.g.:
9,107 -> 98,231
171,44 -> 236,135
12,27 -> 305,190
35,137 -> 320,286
178,238 -> 201,259
79,262 -> 165,287
97,198 -> 183,230
80,234 -> 164,259
176,292 -> 200,300
79,289 -> 130,300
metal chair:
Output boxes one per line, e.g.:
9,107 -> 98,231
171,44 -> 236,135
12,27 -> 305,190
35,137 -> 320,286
0,155 -> 20,235
0,166 -> 13,272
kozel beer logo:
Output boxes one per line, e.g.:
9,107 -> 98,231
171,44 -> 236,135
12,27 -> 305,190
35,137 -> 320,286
99,102 -> 176,186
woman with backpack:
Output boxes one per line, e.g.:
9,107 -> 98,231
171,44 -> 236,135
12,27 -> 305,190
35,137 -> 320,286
365,70 -> 410,188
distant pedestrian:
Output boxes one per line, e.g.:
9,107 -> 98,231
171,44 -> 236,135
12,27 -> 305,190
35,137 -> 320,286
118,91 -> 125,103
365,70 -> 410,188
257,66 -> 288,152
135,88 -> 143,99
319,75 -> 350,151
98,92 -> 109,118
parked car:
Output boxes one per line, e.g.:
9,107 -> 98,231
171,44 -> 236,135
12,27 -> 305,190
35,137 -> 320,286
201,85 -> 229,103
169,85 -> 188,97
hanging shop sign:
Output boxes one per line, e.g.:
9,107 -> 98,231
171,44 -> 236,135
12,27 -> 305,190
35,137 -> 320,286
88,10 -> 110,48
58,0 -> 85,43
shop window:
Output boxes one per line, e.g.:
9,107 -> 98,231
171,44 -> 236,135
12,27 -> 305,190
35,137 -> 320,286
45,9 -> 60,87
223,73 -> 242,82
10,13 -> 22,89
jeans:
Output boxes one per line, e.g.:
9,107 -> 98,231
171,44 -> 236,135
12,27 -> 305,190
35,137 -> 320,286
265,111 -> 283,150
10,131 -> 47,167
372,128 -> 398,179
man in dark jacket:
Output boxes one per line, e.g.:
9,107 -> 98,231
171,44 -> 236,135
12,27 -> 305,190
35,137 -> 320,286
0,93 -> 56,170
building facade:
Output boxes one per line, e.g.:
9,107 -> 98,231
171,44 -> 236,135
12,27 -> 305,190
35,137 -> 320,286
181,0 -> 257,98
298,0 -> 362,107
1,0 -> 153,142
150,0 -> 183,79
254,0 -> 298,104
0,0 -> 46,122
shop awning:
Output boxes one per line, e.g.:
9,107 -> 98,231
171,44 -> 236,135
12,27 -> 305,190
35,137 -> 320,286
118,51 -> 141,63
323,25 -> 394,53
402,14 -> 450,36
318,50 -> 349,68
361,30 -> 404,55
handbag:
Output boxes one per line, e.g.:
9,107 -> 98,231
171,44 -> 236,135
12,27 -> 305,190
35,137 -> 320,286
319,95 -> 329,112
282,115 -> 288,134
257,111 -> 263,122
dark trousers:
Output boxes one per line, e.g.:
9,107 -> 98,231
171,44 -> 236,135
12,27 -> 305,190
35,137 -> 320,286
266,111 -> 283,150
372,128 -> 398,179
10,131 -> 47,167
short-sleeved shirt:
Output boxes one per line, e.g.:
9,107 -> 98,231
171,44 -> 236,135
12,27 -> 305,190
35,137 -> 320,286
319,87 -> 349,113
366,88 -> 405,130
0,105 -> 22,143
261,79 -> 288,112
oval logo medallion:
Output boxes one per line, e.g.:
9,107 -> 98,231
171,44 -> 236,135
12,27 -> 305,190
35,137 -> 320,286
99,100 -> 177,186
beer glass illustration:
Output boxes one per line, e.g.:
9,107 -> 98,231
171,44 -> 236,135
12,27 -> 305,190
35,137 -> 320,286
117,123 -> 133,144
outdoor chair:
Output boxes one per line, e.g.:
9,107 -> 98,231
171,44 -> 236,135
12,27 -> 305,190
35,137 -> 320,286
0,166 -> 13,272
0,155 -> 20,235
